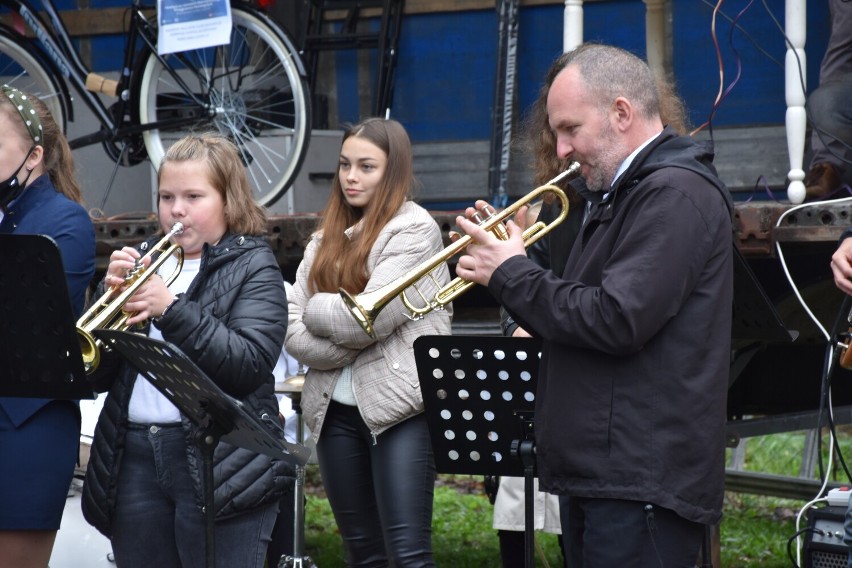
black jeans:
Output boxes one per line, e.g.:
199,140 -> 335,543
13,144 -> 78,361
266,479 -> 296,566
111,424 -> 278,568
317,402 -> 436,568
559,496 -> 704,568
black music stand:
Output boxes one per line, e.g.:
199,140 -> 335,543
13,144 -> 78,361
729,246 -> 798,389
414,335 -> 542,568
94,329 -> 310,568
0,234 -> 94,399
731,246 -> 797,343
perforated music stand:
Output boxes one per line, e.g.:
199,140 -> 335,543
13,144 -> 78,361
94,329 -> 310,568
0,234 -> 94,399
414,335 -> 542,568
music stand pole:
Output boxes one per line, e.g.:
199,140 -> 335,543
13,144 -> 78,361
511,413 -> 536,568
196,425 -> 220,567
279,386 -> 315,568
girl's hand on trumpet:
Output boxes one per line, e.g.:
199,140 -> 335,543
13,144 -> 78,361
104,246 -> 175,326
123,275 -> 174,326
104,246 -> 143,289
454,199 -> 529,287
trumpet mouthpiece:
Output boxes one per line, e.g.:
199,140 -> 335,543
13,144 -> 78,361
170,222 -> 185,235
547,162 -> 582,186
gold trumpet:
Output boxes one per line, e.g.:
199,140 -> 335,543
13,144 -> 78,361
340,162 -> 581,338
76,222 -> 185,373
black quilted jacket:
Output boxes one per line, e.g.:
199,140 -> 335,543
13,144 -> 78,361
81,232 -> 292,538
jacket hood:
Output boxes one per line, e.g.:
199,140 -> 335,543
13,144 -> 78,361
611,126 -> 733,213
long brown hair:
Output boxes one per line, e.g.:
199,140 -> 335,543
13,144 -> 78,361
158,132 -> 268,235
521,47 -> 591,205
309,117 -> 414,295
0,92 -> 83,204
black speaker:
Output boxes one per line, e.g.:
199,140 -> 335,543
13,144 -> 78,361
804,506 -> 848,568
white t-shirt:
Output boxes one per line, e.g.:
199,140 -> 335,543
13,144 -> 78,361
127,255 -> 201,424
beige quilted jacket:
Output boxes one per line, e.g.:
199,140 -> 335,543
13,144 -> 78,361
285,201 -> 453,440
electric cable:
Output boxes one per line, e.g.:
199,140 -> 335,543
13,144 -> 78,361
699,0 -> 783,69
689,2 -> 852,562
774,198 -> 852,563
787,525 -> 826,568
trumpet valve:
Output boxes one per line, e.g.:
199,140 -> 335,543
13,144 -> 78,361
469,204 -> 509,241
491,224 -> 509,241
120,258 -> 144,287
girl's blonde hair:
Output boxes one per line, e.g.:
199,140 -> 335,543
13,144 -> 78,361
158,133 -> 267,235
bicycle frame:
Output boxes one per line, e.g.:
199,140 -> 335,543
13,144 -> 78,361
0,0 -> 313,206
1,0 -> 213,150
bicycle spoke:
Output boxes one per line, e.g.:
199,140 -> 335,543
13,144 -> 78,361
0,31 -> 67,130
137,7 -> 310,206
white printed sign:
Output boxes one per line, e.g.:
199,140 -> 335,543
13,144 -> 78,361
157,0 -> 232,55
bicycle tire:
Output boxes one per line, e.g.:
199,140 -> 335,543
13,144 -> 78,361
0,27 -> 68,132
135,7 -> 311,208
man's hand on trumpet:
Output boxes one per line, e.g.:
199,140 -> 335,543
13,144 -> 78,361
454,200 -> 530,287
105,246 -> 175,326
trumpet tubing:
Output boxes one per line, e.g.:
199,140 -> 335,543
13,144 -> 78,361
76,223 -> 185,373
340,162 -> 581,338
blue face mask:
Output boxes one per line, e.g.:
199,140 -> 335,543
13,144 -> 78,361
0,147 -> 35,210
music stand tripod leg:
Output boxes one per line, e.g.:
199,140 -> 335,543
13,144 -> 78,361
196,428 -> 219,568
278,402 -> 315,568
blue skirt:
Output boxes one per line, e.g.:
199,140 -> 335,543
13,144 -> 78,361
0,400 -> 80,530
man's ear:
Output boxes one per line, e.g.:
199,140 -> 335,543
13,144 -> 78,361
612,96 -> 633,132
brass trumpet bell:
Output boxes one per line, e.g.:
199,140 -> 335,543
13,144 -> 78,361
76,223 -> 185,373
340,163 -> 581,338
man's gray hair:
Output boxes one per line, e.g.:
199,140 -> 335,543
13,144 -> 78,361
569,45 -> 660,120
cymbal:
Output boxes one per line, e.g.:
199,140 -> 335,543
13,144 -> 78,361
275,373 -> 305,394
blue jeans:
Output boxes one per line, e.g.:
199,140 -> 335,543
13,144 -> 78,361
316,402 -> 436,568
110,423 -> 278,568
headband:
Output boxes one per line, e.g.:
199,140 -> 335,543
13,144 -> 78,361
1,84 -> 42,144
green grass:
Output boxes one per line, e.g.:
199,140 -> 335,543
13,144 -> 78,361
303,481 -> 563,567
296,429 -> 852,567
718,428 -> 852,567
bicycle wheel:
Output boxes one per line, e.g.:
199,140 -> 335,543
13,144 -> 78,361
136,7 -> 311,207
0,28 -> 68,132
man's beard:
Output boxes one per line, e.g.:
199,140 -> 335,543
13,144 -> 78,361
581,122 -> 627,193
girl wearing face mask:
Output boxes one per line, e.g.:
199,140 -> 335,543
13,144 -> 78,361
0,86 -> 96,568
285,117 -> 452,567
81,133 -> 292,568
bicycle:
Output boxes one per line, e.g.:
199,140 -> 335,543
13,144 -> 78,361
0,0 -> 311,207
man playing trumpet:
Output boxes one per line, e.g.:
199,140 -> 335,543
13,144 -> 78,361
456,44 -> 734,567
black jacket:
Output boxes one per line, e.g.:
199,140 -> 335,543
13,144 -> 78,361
491,127 -> 734,525
82,232 -> 292,537
499,192 -> 587,336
